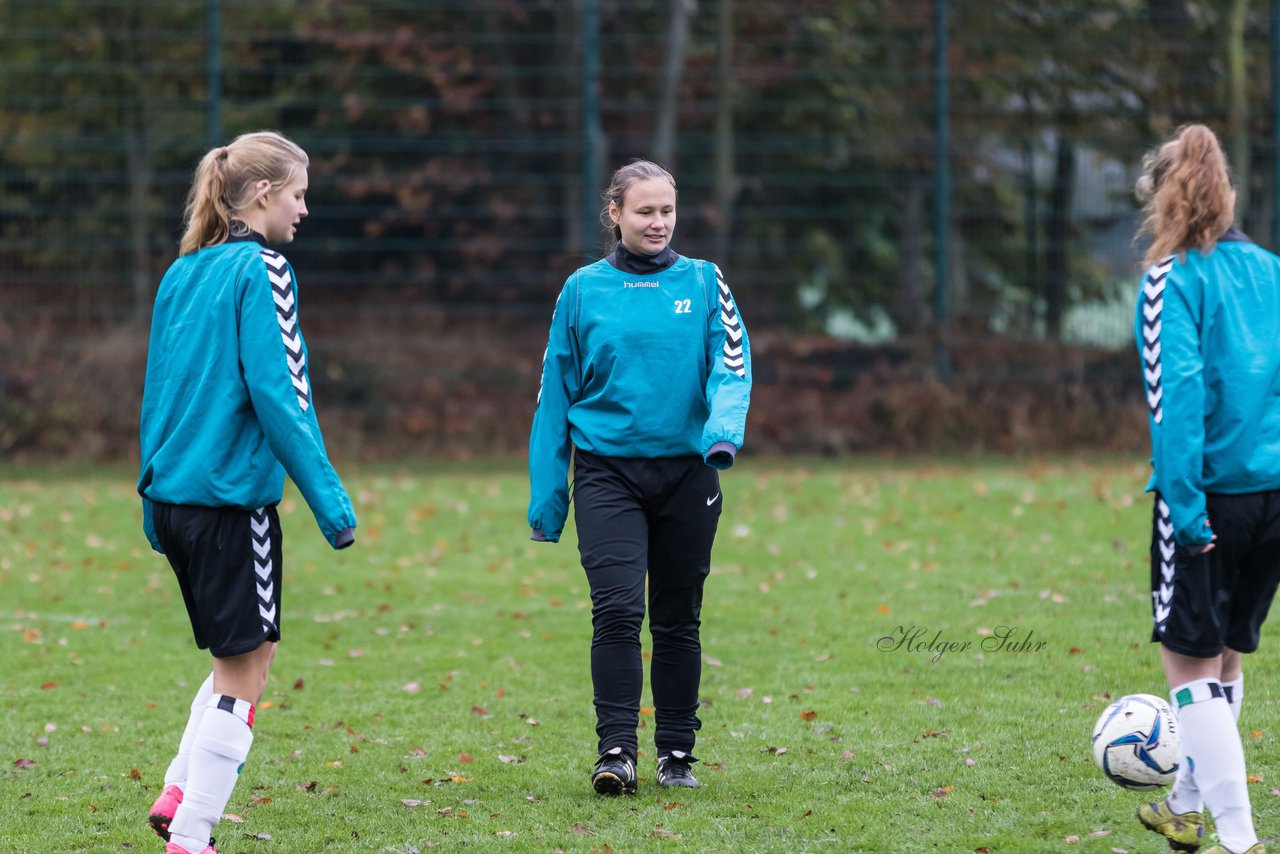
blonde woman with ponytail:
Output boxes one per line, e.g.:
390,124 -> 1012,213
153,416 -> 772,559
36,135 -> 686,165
1133,124 -> 1273,854
137,131 -> 356,854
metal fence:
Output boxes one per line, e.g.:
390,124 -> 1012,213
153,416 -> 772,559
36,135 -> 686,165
2,1 -> 1277,456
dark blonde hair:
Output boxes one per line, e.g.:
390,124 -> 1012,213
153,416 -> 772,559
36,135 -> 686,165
599,159 -> 677,247
1135,124 -> 1235,268
179,131 -> 309,255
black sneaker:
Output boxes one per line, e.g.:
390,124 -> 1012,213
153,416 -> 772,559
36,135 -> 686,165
592,747 -> 638,795
655,751 -> 701,788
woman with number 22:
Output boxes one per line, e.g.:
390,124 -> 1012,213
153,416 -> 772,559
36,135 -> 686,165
527,160 -> 752,796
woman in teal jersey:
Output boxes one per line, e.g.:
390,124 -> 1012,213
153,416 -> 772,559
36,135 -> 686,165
1133,125 -> 1278,854
528,160 -> 752,795
139,131 -> 356,854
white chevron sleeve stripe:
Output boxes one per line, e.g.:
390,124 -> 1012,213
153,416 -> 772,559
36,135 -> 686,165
1140,257 -> 1173,426
714,264 -> 747,378
262,249 -> 311,411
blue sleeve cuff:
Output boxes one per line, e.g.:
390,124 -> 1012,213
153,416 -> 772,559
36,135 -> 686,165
704,441 -> 738,470
531,529 -> 559,543
334,527 -> 356,549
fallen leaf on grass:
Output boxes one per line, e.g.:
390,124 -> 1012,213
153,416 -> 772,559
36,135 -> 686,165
571,823 -> 595,835
800,711 -> 817,721
1248,775 -> 1264,783
403,682 -> 421,693
222,813 -> 244,823
736,688 -> 753,698
1088,830 -> 1111,837
923,729 -> 947,738
495,831 -> 515,838
458,753 -> 475,764
662,802 -> 683,810
251,833 -> 272,841
763,746 -> 788,755
651,828 -> 682,839
293,678 -> 304,690
702,655 -> 723,667
130,768 -> 141,780
13,758 -> 35,768
497,755 -> 522,764
40,682 -> 57,690
1064,835 -> 1079,844
401,798 -> 431,808
471,706 -> 489,717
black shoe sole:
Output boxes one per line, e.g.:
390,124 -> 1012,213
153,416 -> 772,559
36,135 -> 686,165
658,779 -> 701,789
592,771 -> 637,796
149,813 -> 172,842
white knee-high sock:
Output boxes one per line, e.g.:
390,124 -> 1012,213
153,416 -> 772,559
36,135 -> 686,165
1171,678 -> 1256,852
1167,673 -> 1243,815
164,673 -> 215,788
168,695 -> 255,852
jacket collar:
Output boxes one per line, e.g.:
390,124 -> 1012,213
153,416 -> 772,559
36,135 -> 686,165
605,241 -> 678,275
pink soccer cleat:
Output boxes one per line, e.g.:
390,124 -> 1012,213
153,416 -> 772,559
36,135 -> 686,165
164,843 -> 218,854
148,784 -> 183,840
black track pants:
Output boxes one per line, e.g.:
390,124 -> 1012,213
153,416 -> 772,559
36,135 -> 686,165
573,449 -> 722,757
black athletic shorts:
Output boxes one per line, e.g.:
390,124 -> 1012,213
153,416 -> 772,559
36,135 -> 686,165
1150,490 -> 1280,657
152,502 -> 284,658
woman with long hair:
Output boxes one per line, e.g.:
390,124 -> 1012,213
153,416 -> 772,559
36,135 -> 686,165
528,160 -> 752,795
139,131 -> 356,853
1133,123 -> 1272,854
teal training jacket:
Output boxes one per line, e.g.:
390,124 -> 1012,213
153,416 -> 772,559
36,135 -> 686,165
528,250 -> 752,542
138,237 -> 356,551
1135,230 -> 1280,546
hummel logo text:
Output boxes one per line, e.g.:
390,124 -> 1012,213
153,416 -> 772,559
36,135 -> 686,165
624,280 -> 660,288
706,492 -> 721,507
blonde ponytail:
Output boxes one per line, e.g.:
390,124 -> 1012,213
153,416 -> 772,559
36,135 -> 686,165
179,131 -> 309,255
1136,124 -> 1235,268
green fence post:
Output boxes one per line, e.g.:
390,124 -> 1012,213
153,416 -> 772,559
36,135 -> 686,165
934,0 -> 950,381
1273,0 -> 1280,251
207,0 -> 222,148
582,0 -> 601,255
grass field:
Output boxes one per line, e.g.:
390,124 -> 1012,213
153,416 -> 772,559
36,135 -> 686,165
3,459 -> 1279,853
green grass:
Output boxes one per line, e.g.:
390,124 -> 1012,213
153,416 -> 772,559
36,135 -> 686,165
3,458 -> 1279,853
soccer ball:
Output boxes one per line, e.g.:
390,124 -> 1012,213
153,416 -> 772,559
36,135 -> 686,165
1091,693 -> 1181,790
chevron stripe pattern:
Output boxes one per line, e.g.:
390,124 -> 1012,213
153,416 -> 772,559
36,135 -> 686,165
250,507 -> 277,634
714,264 -> 746,378
262,249 -> 310,412
1151,497 -> 1175,635
1140,257 -> 1173,425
